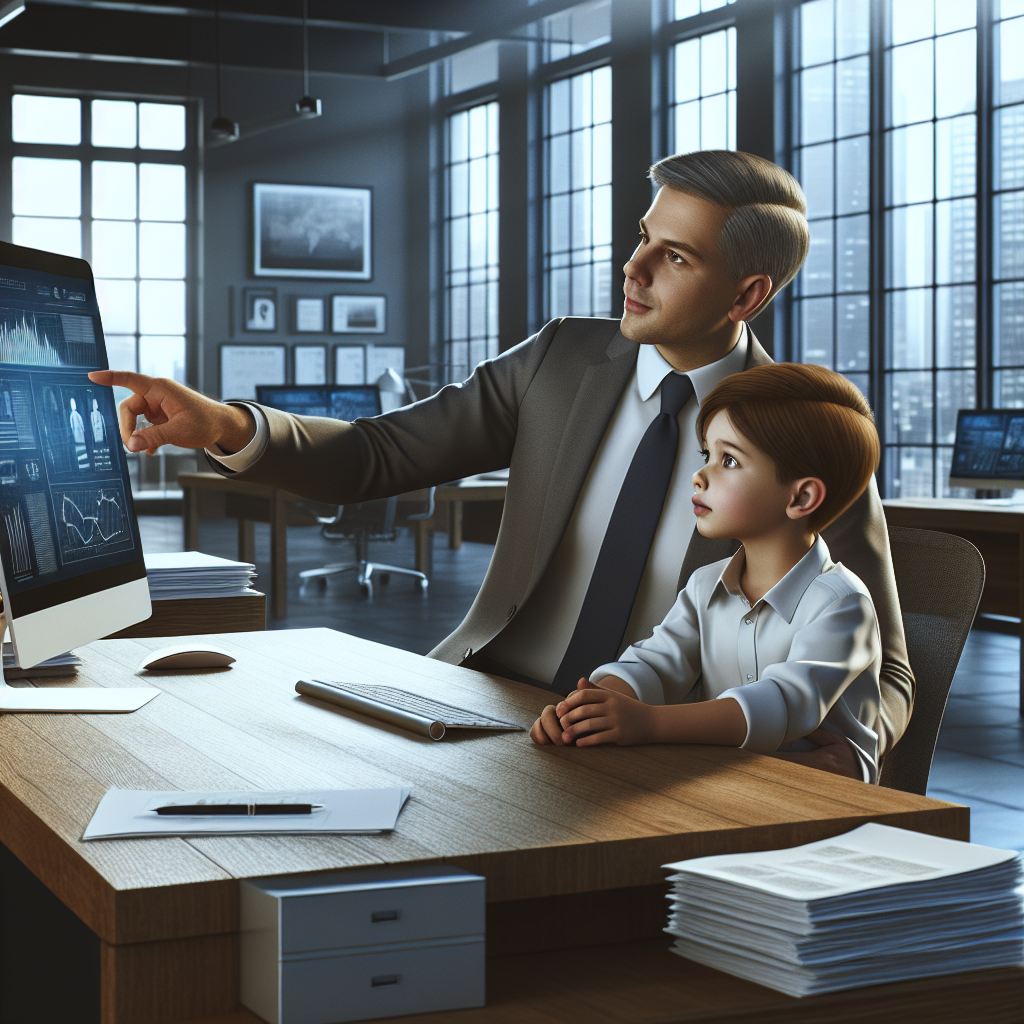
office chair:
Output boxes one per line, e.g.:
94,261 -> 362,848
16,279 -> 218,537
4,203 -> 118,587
299,490 -> 435,600
879,526 -> 985,795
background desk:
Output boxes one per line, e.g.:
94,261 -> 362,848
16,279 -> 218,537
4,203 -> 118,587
179,472 -> 506,618
882,498 -> 1024,713
1,627 -> 1016,1024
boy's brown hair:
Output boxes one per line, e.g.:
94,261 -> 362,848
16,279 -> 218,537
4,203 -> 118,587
696,363 -> 880,532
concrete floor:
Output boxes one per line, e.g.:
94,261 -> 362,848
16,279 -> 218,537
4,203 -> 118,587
139,515 -> 1024,854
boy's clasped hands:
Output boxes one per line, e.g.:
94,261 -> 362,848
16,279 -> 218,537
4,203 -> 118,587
531,677 -> 650,747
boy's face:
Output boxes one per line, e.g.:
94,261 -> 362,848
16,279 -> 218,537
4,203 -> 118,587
691,410 -> 822,541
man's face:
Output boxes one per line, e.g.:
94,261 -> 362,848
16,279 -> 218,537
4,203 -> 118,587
619,187 -> 744,350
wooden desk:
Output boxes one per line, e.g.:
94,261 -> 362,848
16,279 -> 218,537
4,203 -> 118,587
1,627 -> 1015,1024
882,498 -> 1024,713
178,473 -> 434,619
435,478 -> 507,550
105,594 -> 266,639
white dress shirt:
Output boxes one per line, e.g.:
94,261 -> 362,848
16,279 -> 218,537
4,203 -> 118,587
484,330 -> 749,683
206,402 -> 268,470
590,536 -> 882,782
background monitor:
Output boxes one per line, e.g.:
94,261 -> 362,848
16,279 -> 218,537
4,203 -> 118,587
950,409 -> 1024,490
0,240 -> 155,711
255,384 -> 382,420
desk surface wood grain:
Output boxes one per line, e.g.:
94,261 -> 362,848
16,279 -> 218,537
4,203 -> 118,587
0,628 -> 965,952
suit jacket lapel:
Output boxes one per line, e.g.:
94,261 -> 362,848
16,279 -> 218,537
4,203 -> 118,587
528,332 -> 636,595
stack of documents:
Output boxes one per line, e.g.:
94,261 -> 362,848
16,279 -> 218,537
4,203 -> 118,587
664,823 -> 1024,996
145,552 -> 258,601
84,787 -> 412,840
3,643 -> 80,678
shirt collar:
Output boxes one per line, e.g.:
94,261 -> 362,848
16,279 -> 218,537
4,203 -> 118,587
710,534 -> 834,623
635,322 -> 750,404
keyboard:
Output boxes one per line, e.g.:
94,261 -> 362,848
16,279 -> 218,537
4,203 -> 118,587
295,679 -> 525,741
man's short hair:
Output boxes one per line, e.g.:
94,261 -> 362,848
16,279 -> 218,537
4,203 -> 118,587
649,151 -> 809,316
696,363 -> 880,532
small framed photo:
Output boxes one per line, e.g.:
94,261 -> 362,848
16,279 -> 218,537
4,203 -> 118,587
254,182 -> 372,280
294,344 -> 328,386
293,296 -> 325,333
243,288 -> 277,332
331,294 -> 386,334
334,345 -> 366,384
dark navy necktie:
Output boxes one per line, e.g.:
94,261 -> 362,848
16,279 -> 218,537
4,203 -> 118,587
550,371 -> 695,695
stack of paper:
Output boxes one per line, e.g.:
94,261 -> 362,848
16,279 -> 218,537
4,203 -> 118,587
145,552 -> 258,601
664,822 -> 1024,996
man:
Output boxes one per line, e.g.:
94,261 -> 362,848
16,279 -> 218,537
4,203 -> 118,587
92,151 -> 913,779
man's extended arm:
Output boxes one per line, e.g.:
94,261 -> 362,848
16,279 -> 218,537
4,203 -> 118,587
91,320 -> 562,507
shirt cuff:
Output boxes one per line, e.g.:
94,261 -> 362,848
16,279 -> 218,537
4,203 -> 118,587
718,680 -> 788,754
205,402 -> 268,472
590,661 -> 665,704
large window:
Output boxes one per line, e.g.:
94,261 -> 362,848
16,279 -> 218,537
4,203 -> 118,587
993,1 -> 1024,408
883,1 -> 977,498
11,95 -> 190,388
544,65 -> 613,319
671,26 -> 737,155
791,0 -> 871,401
443,101 -> 499,385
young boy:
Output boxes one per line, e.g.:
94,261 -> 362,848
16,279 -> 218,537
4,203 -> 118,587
530,363 -> 883,783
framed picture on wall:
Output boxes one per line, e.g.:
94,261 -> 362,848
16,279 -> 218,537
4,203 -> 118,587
253,183 -> 372,280
220,344 -> 286,400
334,345 -> 366,384
243,287 -> 277,331
294,345 -> 328,386
331,294 -> 386,334
293,296 -> 325,333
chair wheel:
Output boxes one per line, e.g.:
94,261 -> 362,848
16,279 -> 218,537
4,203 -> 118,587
379,573 -> 390,585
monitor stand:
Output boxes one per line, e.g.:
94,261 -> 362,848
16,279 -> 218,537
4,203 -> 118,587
0,614 -> 159,713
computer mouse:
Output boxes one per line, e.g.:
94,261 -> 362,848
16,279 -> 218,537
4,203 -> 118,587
138,644 -> 236,672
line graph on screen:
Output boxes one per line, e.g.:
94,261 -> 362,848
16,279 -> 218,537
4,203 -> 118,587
57,487 -> 132,562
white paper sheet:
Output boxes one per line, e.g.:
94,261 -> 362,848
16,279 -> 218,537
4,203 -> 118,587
295,299 -> 325,333
664,822 -> 1018,901
83,787 -> 412,840
294,345 -> 327,384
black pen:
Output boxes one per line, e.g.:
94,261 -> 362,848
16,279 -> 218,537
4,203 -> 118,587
154,803 -> 324,816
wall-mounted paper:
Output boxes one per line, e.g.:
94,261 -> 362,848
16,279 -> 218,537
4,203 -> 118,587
295,298 -> 325,333
294,345 -> 327,386
220,345 -> 286,400
367,345 -> 405,384
335,346 -> 366,385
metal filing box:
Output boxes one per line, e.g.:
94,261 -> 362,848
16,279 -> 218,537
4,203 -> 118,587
240,864 -> 486,1024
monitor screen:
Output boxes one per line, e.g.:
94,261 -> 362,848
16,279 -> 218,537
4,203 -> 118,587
0,243 -> 145,625
950,409 -> 1024,488
256,384 -> 382,421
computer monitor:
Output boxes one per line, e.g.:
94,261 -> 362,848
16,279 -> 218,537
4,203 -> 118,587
255,384 -> 383,420
0,241 -> 156,712
949,409 -> 1024,490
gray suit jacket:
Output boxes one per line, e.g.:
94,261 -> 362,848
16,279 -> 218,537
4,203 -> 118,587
211,317 -> 914,757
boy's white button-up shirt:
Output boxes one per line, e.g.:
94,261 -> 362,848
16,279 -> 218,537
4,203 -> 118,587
590,535 -> 882,782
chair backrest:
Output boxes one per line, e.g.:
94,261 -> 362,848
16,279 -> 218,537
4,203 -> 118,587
879,527 -> 985,794
325,496 -> 398,540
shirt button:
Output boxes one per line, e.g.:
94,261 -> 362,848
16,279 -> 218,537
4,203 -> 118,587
746,673 -> 753,681
744,618 -> 752,625
507,604 -> 517,620
464,648 -> 473,660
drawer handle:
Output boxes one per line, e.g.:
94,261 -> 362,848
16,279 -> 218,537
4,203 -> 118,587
371,974 -> 400,988
371,910 -> 400,923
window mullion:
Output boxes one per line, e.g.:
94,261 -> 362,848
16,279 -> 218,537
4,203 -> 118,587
869,0 -> 886,464
977,0 -> 994,410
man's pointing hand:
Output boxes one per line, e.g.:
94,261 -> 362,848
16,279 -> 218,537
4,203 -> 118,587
87,371 -> 257,456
